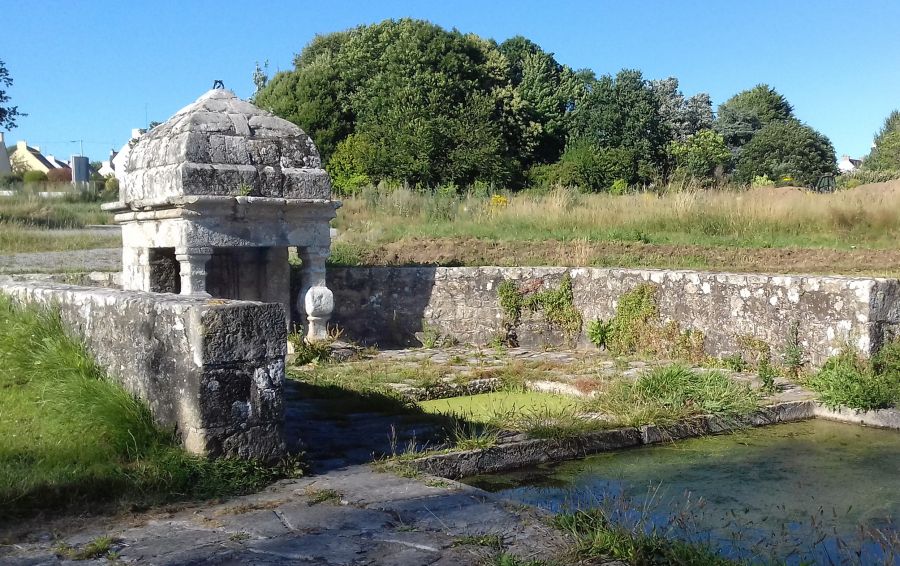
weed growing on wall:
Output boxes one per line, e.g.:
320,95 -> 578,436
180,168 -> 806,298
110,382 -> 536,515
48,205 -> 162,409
588,283 -> 706,363
782,320 -> 805,378
496,275 -> 582,344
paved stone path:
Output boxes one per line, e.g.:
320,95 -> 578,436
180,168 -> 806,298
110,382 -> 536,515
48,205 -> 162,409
2,466 -> 573,565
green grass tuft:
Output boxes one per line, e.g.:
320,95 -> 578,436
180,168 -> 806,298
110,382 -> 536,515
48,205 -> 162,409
591,365 -> 759,426
805,349 -> 900,411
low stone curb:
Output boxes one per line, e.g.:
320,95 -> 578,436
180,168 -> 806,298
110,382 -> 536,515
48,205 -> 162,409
410,400 -> 817,479
813,403 -> 900,429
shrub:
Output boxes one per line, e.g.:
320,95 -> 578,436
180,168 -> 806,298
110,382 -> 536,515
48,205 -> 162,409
22,170 -> 48,184
102,176 -> 119,201
0,173 -> 21,188
735,120 -> 837,187
47,168 -> 72,183
668,129 -> 731,179
527,141 -> 636,192
327,133 -> 375,195
805,349 -> 900,410
751,174 -> 775,187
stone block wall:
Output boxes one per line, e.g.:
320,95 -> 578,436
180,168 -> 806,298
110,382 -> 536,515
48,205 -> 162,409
328,267 -> 900,366
0,281 -> 286,460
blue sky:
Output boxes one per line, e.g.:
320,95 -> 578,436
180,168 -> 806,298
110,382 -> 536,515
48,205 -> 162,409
2,0 -> 898,162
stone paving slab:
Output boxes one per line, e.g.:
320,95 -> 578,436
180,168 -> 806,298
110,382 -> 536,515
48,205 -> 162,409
0,467 -> 572,565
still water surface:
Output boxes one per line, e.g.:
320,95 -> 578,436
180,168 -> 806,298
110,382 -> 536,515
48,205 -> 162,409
464,420 -> 899,564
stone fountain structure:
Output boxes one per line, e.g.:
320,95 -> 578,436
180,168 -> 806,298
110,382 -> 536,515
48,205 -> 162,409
103,87 -> 339,338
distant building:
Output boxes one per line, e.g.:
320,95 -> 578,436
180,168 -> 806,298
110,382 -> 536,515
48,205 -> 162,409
838,154 -> 862,173
98,149 -> 118,177
0,133 -> 10,174
9,140 -> 72,174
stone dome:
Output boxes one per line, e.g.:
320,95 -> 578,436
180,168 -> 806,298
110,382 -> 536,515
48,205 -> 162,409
121,88 -> 332,204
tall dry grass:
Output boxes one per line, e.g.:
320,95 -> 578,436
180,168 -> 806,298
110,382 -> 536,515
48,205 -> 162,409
335,182 -> 900,250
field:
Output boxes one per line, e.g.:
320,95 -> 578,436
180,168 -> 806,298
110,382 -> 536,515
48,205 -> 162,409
0,191 -> 119,254
331,181 -> 900,275
4,181 -> 900,275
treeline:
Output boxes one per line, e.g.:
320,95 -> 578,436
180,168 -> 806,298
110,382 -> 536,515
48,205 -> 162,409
254,19 -> 839,193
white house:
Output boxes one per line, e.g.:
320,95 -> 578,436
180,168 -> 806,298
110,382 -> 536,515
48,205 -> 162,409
838,154 -> 862,173
98,149 -> 117,177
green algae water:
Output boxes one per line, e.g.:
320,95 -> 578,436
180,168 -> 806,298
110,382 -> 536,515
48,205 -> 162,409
464,420 -> 900,565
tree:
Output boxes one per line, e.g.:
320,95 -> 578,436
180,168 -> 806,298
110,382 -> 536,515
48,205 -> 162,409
669,129 -> 732,179
734,120 -> 836,187
497,36 -> 583,169
0,59 -> 25,130
256,19 -> 515,186
716,84 -> 793,150
863,110 -> 900,171
650,77 -> 713,142
569,69 -> 668,184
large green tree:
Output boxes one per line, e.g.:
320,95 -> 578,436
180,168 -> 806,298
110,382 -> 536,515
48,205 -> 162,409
569,69 -> 668,184
0,59 -> 25,131
254,20 -> 587,189
497,36 -> 583,169
863,110 -> 900,171
734,120 -> 836,186
715,84 -> 794,150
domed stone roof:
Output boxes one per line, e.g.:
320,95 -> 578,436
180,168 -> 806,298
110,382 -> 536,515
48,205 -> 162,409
122,89 -> 331,204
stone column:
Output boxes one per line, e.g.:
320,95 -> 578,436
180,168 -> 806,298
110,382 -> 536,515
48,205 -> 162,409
299,245 -> 333,340
121,247 -> 151,292
175,246 -> 213,297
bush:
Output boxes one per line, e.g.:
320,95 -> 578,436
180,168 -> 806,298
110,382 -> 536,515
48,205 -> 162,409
22,170 -> 48,184
735,120 -> 837,187
327,133 -> 375,195
47,168 -> 72,183
527,141 -> 636,192
0,173 -> 21,188
102,176 -> 119,201
835,168 -> 900,189
668,129 -> 731,179
805,348 -> 900,411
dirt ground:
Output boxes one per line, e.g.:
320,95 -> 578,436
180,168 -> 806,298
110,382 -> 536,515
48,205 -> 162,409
355,237 -> 900,277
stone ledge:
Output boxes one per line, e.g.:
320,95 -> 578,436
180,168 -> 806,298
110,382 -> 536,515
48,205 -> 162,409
409,401 -> 817,479
813,403 -> 900,429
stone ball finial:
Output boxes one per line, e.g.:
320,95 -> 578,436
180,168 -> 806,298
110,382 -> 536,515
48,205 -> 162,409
121,89 -> 332,204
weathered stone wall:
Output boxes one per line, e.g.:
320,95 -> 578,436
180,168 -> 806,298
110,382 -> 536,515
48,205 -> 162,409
328,267 -> 900,365
0,280 -> 286,460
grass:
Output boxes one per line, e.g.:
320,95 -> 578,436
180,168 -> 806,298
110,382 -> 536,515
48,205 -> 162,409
0,297 -> 299,522
0,222 -> 120,254
555,508 -> 735,566
589,365 -> 760,427
0,192 -> 117,254
805,347 -> 900,411
330,183 -> 900,275
0,192 -> 112,228
336,184 -> 900,252
418,391 -> 579,423
54,536 -> 118,560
